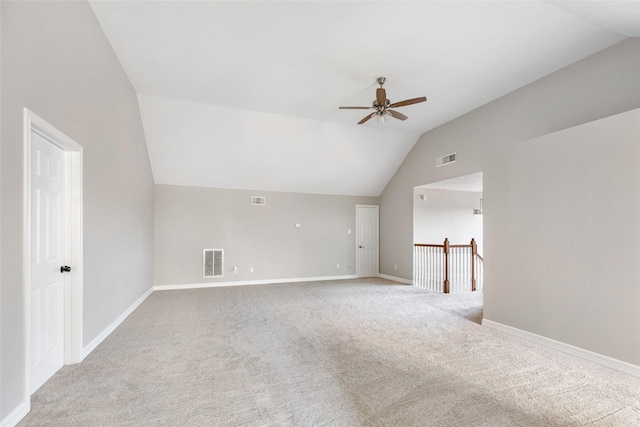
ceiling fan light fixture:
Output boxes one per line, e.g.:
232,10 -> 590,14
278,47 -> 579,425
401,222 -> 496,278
374,109 -> 392,123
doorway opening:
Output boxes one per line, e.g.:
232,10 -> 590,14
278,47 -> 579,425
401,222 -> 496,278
413,172 -> 483,318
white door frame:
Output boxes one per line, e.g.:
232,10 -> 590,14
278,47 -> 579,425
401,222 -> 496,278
355,204 -> 379,277
23,108 -> 83,407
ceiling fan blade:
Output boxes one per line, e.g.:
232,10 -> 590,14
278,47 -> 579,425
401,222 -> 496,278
358,113 -> 375,125
389,96 -> 427,108
339,106 -> 374,110
376,88 -> 386,106
388,110 -> 408,121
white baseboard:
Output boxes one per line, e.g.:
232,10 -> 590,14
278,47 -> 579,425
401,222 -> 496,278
82,287 -> 153,360
0,401 -> 29,427
377,273 -> 413,285
482,319 -> 640,378
154,275 -> 358,291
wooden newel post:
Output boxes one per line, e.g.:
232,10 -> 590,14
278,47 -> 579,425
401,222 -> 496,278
470,238 -> 477,292
443,238 -> 450,293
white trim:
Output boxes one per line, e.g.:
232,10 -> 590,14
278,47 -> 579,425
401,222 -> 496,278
0,401 -> 30,427
482,319 -> 640,378
23,109 -> 84,414
154,275 -> 358,291
82,287 -> 154,359
355,204 -> 379,278
63,143 -> 83,365
377,273 -> 412,285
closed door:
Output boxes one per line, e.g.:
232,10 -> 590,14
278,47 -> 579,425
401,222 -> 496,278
356,205 -> 379,277
30,132 -> 66,393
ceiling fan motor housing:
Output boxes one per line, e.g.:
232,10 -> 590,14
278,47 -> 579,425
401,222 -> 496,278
372,99 -> 391,109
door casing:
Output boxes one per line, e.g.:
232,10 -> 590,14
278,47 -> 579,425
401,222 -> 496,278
23,108 -> 84,409
356,204 -> 379,277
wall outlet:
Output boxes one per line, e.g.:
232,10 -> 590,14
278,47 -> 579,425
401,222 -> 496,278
295,223 -> 301,228
394,264 -> 398,270
233,266 -> 238,273
250,267 -> 254,273
347,228 -> 352,234
337,263 -> 340,269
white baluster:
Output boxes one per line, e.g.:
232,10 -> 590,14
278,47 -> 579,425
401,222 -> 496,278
416,247 -> 420,288
429,247 -> 432,291
421,247 -> 425,289
418,247 -> 422,288
454,248 -> 458,293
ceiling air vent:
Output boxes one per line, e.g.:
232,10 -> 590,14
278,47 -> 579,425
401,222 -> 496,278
251,196 -> 266,206
436,152 -> 456,168
203,249 -> 223,278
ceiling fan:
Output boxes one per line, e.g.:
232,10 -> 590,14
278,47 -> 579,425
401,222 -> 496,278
339,77 -> 427,125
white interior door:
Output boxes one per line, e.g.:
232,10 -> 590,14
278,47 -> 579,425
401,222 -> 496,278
356,205 -> 379,277
30,131 -> 66,393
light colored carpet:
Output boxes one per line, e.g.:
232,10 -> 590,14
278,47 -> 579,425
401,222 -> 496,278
19,278 -> 640,426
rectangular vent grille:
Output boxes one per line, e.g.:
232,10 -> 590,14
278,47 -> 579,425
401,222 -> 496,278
251,196 -> 266,206
436,152 -> 456,167
203,249 -> 223,278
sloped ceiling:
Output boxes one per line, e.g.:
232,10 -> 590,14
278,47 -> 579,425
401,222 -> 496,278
88,1 -> 638,196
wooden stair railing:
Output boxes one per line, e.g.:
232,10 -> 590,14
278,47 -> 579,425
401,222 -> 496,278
414,238 -> 483,293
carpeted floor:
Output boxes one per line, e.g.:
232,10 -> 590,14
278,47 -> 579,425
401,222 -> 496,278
19,278 -> 640,426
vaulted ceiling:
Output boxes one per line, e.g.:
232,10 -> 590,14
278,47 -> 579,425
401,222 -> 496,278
88,1 -> 639,196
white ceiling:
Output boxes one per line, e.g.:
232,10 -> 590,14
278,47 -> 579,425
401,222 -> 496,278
88,1 -> 637,196
138,94 -> 418,195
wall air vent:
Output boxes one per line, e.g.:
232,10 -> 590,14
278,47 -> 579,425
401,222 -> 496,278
251,196 -> 266,206
203,249 -> 223,278
436,152 -> 456,168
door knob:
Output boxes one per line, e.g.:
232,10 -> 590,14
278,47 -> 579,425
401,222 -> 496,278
359,246 -> 364,249
60,266 -> 71,273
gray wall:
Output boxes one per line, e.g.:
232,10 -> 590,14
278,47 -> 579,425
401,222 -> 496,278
1,1 -> 154,419
413,189 -> 483,254
488,109 -> 639,364
154,185 -> 378,286
379,38 -> 640,364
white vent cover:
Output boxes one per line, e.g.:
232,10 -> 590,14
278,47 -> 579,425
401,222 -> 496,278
436,152 -> 456,167
203,249 -> 223,278
251,196 -> 266,206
